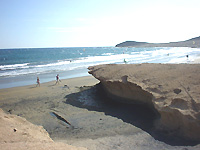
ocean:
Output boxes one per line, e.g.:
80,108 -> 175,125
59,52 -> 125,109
0,47 -> 200,89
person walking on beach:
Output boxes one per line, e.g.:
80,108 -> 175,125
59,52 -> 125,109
36,77 -> 40,87
55,74 -> 61,84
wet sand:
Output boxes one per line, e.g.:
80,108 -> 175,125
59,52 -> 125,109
0,75 -> 199,150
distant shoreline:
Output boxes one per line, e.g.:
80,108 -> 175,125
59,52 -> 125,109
116,36 -> 200,48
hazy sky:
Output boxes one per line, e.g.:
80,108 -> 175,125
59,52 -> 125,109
1,0 -> 200,48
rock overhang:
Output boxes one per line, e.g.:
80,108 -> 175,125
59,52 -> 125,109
88,63 -> 200,142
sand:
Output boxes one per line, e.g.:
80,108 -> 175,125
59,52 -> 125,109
0,75 -> 200,150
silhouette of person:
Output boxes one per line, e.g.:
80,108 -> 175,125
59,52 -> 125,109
36,77 -> 40,87
55,74 -> 61,84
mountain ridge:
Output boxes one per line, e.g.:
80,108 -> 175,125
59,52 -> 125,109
116,36 -> 200,48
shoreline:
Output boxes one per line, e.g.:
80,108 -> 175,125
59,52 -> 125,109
1,55 -> 200,90
0,75 -> 99,100
0,68 -> 89,89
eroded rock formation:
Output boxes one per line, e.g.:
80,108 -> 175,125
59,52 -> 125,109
88,63 -> 200,141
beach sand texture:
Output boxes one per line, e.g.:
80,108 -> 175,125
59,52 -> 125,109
0,74 -> 200,150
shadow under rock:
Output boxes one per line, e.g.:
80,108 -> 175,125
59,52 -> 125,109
64,83 -> 199,146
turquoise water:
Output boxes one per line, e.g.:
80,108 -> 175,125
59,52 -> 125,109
0,47 -> 200,89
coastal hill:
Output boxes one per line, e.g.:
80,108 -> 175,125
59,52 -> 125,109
116,36 -> 200,48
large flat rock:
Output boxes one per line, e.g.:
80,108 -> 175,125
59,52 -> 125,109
88,63 -> 200,141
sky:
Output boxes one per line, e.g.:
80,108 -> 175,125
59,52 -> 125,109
0,0 -> 200,49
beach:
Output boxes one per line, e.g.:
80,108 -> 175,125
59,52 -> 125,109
0,49 -> 200,150
1,72 -> 200,149
0,76 -> 99,150
1,0 -> 200,148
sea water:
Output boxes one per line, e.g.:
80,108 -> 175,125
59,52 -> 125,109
0,47 -> 200,89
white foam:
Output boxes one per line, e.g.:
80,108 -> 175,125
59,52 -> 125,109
34,60 -> 71,68
0,63 -> 30,70
1,47 -> 200,77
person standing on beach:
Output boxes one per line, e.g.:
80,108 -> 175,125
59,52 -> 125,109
55,74 -> 61,84
36,77 -> 40,87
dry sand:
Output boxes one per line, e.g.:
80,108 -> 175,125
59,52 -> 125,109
0,75 -> 200,150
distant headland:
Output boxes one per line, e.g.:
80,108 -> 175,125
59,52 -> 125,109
115,36 -> 200,48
